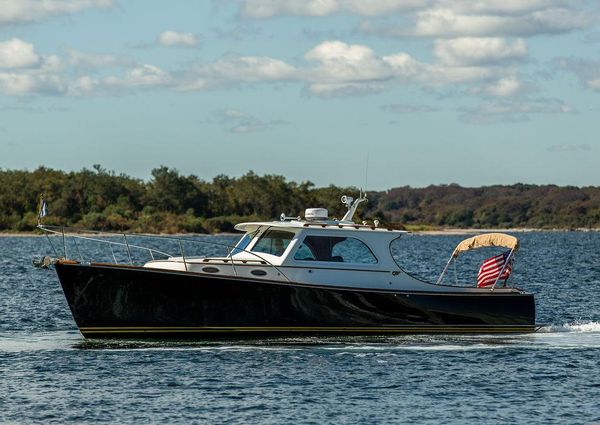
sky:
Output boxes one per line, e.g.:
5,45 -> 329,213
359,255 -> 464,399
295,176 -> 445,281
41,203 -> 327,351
0,0 -> 599,190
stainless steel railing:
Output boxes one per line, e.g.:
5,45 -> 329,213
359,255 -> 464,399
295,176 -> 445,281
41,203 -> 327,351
37,225 -> 290,282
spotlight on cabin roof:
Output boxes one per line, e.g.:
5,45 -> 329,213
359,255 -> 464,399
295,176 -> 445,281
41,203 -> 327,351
304,208 -> 328,221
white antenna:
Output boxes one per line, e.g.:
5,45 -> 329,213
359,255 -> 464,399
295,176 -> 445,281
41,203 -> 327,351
340,190 -> 368,223
364,152 -> 369,191
337,154 -> 370,223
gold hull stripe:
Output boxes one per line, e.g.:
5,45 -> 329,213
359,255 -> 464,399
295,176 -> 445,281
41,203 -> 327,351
79,325 -> 536,334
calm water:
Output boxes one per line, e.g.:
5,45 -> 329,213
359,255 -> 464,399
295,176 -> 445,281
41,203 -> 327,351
1,232 -> 599,424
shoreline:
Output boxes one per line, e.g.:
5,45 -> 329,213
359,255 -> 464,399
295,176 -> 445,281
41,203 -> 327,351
1,227 -> 598,237
411,227 -> 600,235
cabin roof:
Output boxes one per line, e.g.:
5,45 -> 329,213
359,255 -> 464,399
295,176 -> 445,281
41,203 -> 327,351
234,220 -> 407,234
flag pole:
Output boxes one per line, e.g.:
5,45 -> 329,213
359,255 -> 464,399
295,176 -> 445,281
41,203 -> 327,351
490,248 -> 515,291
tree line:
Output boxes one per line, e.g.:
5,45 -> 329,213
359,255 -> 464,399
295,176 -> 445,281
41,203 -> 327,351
0,165 -> 598,233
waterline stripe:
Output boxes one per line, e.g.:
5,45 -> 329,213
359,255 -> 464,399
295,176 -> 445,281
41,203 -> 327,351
79,325 -> 537,334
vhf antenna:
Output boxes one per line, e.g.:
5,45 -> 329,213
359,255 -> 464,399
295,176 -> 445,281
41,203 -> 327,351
364,152 -> 370,192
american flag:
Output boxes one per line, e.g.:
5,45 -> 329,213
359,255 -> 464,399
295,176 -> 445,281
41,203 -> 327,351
477,251 -> 513,288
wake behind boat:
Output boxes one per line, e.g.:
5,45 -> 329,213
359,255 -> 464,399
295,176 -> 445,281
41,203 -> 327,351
34,192 -> 536,338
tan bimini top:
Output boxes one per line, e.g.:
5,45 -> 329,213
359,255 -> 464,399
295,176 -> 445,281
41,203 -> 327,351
451,233 -> 519,258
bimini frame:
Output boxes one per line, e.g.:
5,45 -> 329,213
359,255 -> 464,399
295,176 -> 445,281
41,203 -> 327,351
435,233 -> 520,290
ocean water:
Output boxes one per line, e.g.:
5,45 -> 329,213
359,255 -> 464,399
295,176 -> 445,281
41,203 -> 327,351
1,232 -> 599,424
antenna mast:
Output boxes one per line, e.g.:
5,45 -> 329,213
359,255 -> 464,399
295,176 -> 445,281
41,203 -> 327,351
340,190 -> 368,223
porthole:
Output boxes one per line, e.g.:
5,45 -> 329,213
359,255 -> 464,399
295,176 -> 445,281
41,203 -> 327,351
202,266 -> 220,273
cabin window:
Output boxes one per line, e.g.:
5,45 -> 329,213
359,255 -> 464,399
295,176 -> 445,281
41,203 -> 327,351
251,229 -> 295,256
293,236 -> 378,264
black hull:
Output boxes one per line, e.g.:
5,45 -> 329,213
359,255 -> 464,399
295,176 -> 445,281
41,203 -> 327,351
54,263 -> 536,338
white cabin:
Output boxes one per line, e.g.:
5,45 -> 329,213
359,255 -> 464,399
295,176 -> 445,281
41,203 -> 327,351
144,194 -> 520,294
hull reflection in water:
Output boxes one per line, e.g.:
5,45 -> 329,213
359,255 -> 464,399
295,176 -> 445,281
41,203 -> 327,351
56,263 -> 536,338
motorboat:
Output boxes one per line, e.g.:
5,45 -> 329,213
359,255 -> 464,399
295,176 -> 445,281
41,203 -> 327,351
34,192 -> 536,338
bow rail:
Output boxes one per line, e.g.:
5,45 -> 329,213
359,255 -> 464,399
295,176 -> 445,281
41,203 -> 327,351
36,224 -> 290,282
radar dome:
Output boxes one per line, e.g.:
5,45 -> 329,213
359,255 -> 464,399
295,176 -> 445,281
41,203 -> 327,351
305,208 -> 328,221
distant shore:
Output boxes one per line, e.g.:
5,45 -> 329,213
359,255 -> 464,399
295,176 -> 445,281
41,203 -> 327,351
2,227 -> 598,237
413,227 -> 600,235
2,167 -> 600,235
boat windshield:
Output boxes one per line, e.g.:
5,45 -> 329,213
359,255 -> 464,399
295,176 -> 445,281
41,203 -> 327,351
231,230 -> 259,255
251,229 -> 295,257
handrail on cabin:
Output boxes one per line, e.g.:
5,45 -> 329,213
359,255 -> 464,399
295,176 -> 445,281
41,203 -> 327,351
302,222 -> 398,231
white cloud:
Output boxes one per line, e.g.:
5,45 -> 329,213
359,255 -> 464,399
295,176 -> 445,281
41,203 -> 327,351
426,64 -> 500,85
423,7 -> 590,37
242,0 -> 337,18
0,41 -> 300,96
223,56 -> 297,81
0,38 -> 531,99
305,41 -> 392,82
302,42 -> 422,95
0,0 -> 112,25
215,108 -> 286,133
0,38 -> 40,68
587,79 -> 600,90
175,55 -> 296,91
40,55 -> 62,72
240,0 -> 574,18
230,122 -> 265,133
194,55 -> 297,84
434,37 -> 526,66
381,53 -> 422,79
458,98 -> 573,124
555,57 -> 600,92
68,75 -> 98,95
360,6 -> 590,38
66,49 -> 131,68
383,104 -> 440,113
105,64 -> 172,88
128,64 -> 170,86
434,0 -> 570,15
346,0 -> 428,16
0,39 -> 69,95
222,108 -> 251,119
308,82 -> 386,97
300,40 -> 520,96
470,76 -> 523,97
158,31 -> 198,48
0,38 -> 193,95
240,0 -> 591,40
240,0 -> 424,18
60,64 -> 173,95
0,72 -> 64,95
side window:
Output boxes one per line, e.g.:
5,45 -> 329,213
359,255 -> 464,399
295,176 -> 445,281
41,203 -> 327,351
294,243 -> 316,260
332,238 -> 378,264
251,229 -> 295,256
294,236 -> 377,264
